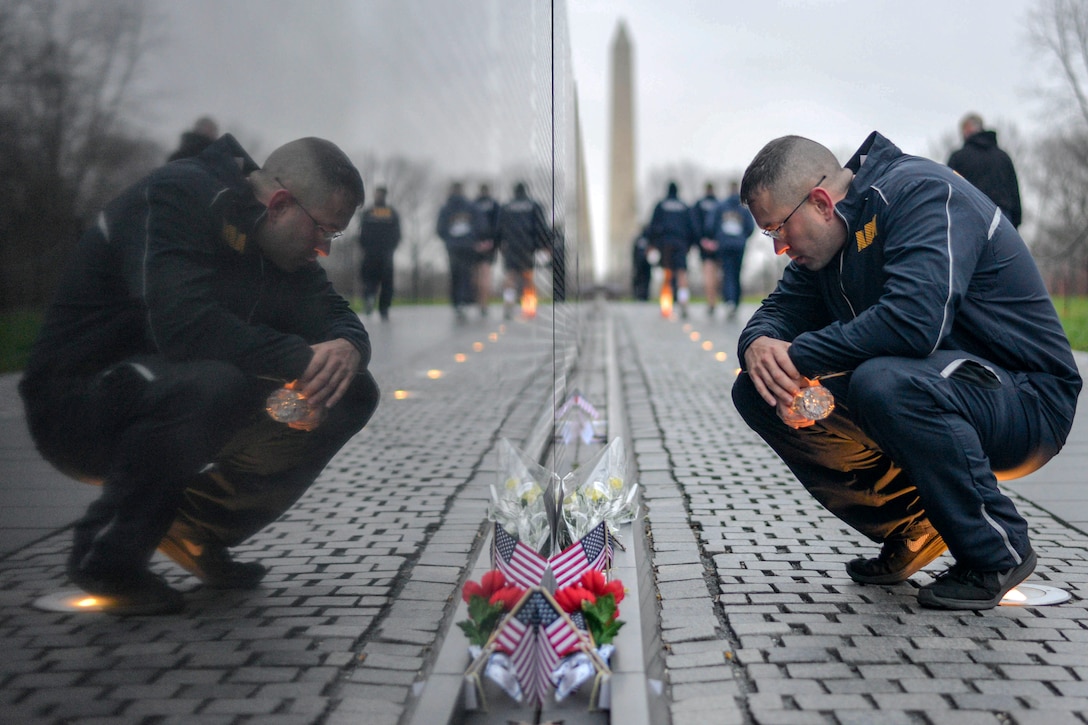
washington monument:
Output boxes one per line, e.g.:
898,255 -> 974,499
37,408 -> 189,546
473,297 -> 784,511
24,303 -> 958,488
607,21 -> 638,289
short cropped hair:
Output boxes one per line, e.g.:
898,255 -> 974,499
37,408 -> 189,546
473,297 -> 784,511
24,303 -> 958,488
259,137 -> 365,209
740,135 -> 838,208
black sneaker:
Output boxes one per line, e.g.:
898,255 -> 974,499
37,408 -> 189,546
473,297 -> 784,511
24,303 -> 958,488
158,533 -> 267,589
846,530 -> 947,584
70,569 -> 184,616
917,548 -> 1037,610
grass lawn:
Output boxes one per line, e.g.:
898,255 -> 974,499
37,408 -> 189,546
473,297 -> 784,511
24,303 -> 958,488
1053,295 -> 1088,353
0,309 -> 42,374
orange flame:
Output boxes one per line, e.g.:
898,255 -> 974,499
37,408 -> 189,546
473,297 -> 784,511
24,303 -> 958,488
660,269 -> 674,317
521,285 -> 538,318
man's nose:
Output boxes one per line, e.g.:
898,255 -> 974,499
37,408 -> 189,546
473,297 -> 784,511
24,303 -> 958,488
314,236 -> 331,257
774,238 -> 790,256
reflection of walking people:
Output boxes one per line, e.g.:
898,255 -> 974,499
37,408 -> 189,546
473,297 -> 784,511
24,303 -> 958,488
497,182 -> 550,320
648,181 -> 695,318
631,226 -> 652,301
711,181 -> 755,320
947,113 -> 1022,228
733,132 -> 1080,610
691,182 -> 720,316
357,186 -> 401,321
436,182 -> 483,323
20,135 -> 381,614
473,184 -> 500,317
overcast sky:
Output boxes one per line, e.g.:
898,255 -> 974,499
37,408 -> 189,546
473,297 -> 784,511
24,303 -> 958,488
567,0 -> 1054,272
137,0 -> 1055,277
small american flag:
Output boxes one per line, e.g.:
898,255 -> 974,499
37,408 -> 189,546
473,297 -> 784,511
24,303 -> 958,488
549,521 -> 613,589
492,523 -> 548,588
494,590 -> 582,704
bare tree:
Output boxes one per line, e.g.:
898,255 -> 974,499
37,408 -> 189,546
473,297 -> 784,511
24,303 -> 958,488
1027,0 -> 1088,294
1028,0 -> 1088,128
0,0 -> 160,310
1027,128 -> 1088,298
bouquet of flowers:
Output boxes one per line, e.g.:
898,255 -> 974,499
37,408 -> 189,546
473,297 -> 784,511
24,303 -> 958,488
457,570 -> 526,647
463,437 -> 637,710
487,439 -> 557,555
550,569 -> 625,701
559,437 -> 640,550
458,568 -> 624,707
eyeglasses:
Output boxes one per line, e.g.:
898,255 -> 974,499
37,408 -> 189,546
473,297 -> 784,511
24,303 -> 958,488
274,176 -> 343,242
761,174 -> 827,241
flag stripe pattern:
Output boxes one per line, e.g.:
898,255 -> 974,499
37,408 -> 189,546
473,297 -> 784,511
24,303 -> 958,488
494,590 -> 582,704
492,523 -> 548,588
549,521 -> 613,589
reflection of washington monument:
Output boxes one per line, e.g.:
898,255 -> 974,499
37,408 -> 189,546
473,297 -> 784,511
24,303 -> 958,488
607,21 -> 638,289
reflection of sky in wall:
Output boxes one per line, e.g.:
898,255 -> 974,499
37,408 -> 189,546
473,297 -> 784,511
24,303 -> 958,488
140,0 -> 560,179
138,0 -> 579,273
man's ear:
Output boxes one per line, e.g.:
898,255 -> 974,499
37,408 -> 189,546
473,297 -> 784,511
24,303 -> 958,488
266,188 -> 294,220
810,187 -> 836,218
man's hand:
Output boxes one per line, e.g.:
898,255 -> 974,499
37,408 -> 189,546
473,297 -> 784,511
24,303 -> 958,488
299,339 -> 362,409
700,238 -> 718,252
743,336 -> 805,408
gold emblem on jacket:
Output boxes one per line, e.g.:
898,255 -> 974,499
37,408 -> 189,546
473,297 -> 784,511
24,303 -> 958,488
222,222 -> 247,253
855,216 -> 877,252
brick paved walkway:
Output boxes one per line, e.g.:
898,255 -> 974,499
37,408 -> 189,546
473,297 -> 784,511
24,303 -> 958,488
1,301 -> 1087,725
613,303 -> 1088,725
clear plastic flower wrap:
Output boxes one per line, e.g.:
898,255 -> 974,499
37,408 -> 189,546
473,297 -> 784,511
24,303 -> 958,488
467,645 -> 524,703
487,439 -> 557,555
560,438 -> 640,548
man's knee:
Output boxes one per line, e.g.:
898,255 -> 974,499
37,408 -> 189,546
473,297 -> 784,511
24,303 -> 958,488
324,370 -> 380,437
848,358 -> 917,415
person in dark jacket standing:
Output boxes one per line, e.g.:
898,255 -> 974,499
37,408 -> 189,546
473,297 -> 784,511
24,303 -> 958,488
19,135 -> 380,615
357,186 -> 401,321
711,181 -> 755,320
691,182 -> 721,317
167,116 -> 219,162
496,181 -> 550,320
648,181 -> 695,318
947,113 -> 1022,228
473,184 -> 500,317
733,132 -> 1080,610
436,182 -> 484,323
631,225 -> 652,302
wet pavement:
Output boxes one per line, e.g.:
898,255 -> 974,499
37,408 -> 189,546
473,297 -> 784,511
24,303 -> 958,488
1,301 -> 1086,725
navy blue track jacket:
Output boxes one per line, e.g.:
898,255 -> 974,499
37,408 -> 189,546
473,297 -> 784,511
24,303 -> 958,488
739,132 -> 1081,439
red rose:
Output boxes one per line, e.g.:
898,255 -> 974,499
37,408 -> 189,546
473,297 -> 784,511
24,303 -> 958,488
554,585 -> 597,613
488,586 -> 527,611
462,570 -> 507,603
579,569 -> 625,605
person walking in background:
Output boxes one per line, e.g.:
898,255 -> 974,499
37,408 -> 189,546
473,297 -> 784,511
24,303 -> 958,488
733,132 -> 1080,610
648,181 -> 696,318
947,112 -> 1022,228
20,135 -> 381,615
473,183 -> 500,318
167,116 -> 219,162
711,181 -> 755,321
631,225 -> 652,302
497,181 -> 550,320
436,181 -> 483,323
357,185 -> 401,321
691,182 -> 721,318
